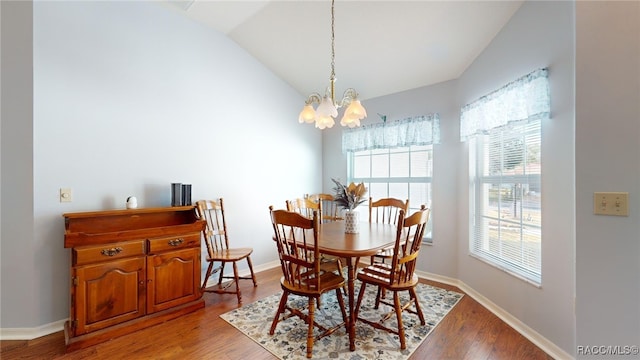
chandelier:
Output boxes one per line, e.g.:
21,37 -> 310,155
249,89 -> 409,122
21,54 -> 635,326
298,0 -> 367,130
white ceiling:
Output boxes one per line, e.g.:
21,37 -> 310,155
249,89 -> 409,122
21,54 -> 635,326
161,0 -> 524,100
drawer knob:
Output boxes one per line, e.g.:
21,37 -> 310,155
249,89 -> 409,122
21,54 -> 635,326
101,247 -> 124,257
168,238 -> 184,246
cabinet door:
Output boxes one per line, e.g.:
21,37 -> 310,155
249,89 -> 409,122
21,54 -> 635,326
73,257 -> 146,335
147,247 -> 201,314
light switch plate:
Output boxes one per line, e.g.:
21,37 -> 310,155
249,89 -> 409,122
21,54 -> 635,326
60,188 -> 72,203
594,192 -> 628,216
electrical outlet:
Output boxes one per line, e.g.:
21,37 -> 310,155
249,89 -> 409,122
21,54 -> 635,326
60,188 -> 72,203
594,192 -> 628,216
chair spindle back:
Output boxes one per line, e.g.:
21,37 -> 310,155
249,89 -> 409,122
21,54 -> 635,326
389,205 -> 430,286
270,207 -> 321,291
369,197 -> 410,224
195,199 -> 229,257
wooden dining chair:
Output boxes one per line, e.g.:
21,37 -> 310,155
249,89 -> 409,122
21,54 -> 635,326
195,199 -> 257,304
368,197 -> 410,265
309,193 -> 343,223
354,205 -> 431,350
268,207 -> 348,359
286,197 -> 345,292
286,198 -> 321,219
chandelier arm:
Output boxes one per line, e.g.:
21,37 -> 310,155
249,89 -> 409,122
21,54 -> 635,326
335,88 -> 359,108
304,93 -> 323,105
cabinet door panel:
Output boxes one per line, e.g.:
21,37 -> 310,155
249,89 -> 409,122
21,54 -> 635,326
74,257 -> 146,335
147,247 -> 200,313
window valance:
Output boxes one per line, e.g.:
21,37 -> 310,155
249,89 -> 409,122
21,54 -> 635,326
460,68 -> 550,142
342,114 -> 440,153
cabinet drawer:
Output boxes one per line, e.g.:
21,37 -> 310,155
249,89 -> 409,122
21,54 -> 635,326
147,233 -> 200,253
73,240 -> 146,266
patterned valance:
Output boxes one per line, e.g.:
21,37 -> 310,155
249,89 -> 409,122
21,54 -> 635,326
342,114 -> 440,153
460,68 -> 550,141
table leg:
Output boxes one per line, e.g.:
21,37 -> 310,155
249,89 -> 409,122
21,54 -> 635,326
346,257 -> 356,351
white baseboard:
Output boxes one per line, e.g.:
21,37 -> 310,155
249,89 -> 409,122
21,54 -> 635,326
416,270 -> 573,360
0,319 -> 66,341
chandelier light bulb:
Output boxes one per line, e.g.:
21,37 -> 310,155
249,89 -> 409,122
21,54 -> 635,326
345,99 -> 367,118
298,104 -> 316,123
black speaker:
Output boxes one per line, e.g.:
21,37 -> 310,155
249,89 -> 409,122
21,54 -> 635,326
181,184 -> 192,206
171,183 -> 182,206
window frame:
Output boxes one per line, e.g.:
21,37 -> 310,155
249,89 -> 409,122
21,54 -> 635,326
348,144 -> 434,243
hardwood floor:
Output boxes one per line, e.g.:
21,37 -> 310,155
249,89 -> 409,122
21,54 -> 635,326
1,267 -> 552,360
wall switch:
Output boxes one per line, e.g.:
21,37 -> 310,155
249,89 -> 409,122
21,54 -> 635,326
60,188 -> 73,203
594,192 -> 628,216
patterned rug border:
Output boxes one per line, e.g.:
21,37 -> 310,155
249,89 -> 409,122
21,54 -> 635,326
220,282 -> 463,359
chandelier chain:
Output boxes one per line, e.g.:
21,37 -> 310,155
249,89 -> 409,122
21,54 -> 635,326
330,0 -> 336,82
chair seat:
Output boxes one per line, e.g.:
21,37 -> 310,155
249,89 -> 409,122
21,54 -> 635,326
207,247 -> 253,262
281,271 -> 346,296
357,263 -> 419,290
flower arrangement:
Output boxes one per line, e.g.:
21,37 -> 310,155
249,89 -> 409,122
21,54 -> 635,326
331,178 -> 367,211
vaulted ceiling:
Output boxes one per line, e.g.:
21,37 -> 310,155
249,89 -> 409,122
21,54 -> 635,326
160,0 -> 524,100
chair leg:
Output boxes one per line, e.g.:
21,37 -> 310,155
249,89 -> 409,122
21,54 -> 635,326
374,286 -> 383,309
354,282 -> 367,320
232,261 -> 242,303
335,258 -> 347,296
335,288 -> 348,324
218,261 -> 226,285
409,287 -> 426,325
393,292 -> 406,350
306,297 -> 315,359
246,256 -> 258,287
269,291 -> 289,335
201,261 -> 215,291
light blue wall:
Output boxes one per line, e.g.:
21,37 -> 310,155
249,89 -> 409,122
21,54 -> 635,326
1,0 -> 321,329
575,1 -> 640,356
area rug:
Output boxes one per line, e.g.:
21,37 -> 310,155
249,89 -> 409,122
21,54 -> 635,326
220,283 -> 463,359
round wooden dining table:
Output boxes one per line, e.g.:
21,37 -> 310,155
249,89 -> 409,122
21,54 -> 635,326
315,220 -> 398,351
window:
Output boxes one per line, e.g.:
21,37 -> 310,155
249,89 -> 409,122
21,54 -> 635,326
469,121 -> 541,283
343,115 -> 439,242
349,145 -> 434,240
461,68 -> 549,285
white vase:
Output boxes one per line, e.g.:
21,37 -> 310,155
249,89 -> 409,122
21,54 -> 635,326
344,210 -> 359,234
126,196 -> 138,209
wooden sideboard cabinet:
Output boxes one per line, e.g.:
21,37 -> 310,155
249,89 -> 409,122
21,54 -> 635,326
63,206 -> 206,352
